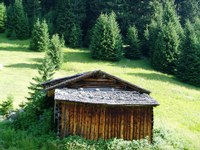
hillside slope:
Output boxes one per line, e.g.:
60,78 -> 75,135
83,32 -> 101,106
0,34 -> 200,149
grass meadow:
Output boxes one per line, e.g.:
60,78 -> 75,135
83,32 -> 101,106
0,33 -> 200,149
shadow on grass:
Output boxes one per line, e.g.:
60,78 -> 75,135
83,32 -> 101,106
63,49 -> 153,71
129,72 -> 200,91
0,45 -> 29,52
6,63 -> 38,69
29,58 -> 43,63
63,50 -> 93,63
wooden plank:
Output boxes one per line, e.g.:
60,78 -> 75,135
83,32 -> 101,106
126,109 -> 130,140
83,105 -> 87,139
104,108 -> 108,140
150,107 -> 153,143
140,107 -> 144,139
123,109 -> 127,140
130,109 -> 134,140
83,78 -> 114,82
79,104 -> 83,136
114,109 -> 118,138
69,104 -> 74,136
76,104 -> 80,135
73,104 -> 77,135
90,106 -> 95,140
143,108 -> 147,139
94,106 -> 99,140
120,108 -> 124,139
147,108 -> 152,141
66,104 -> 70,136
102,107 -> 106,139
63,104 -> 67,137
135,108 -> 140,140
98,107 -> 103,138
87,105 -> 91,139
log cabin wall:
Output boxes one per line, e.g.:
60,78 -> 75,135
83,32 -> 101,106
56,101 -> 153,141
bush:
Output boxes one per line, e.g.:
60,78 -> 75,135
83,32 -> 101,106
0,95 -> 14,116
176,19 -> 200,87
0,3 -> 6,33
90,12 -> 123,61
125,26 -> 141,59
30,19 -> 50,52
47,34 -> 64,70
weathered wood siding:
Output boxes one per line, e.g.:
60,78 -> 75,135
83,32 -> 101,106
56,101 -> 153,141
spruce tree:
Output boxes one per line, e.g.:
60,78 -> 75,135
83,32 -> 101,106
175,0 -> 200,24
23,0 -> 40,32
47,34 -> 64,69
176,20 -> 200,86
6,0 -> 29,39
27,57 -> 55,101
90,12 -> 123,61
148,0 -> 183,74
68,23 -> 82,48
55,0 -> 86,47
30,19 -> 49,52
125,26 -> 141,59
0,2 -> 6,33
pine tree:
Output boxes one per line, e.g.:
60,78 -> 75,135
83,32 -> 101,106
47,34 -> 64,69
41,0 -> 55,15
90,12 -> 123,61
175,0 -> 200,24
55,0 -> 86,47
23,0 -> 40,32
30,19 -> 50,52
68,23 -> 82,48
148,0 -> 183,74
176,20 -> 200,86
0,2 -> 6,33
125,26 -> 141,59
27,56 -> 55,101
6,0 -> 29,39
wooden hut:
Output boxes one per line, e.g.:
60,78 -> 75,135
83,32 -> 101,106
42,70 -> 159,141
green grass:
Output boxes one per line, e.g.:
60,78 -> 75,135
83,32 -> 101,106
1,33 -> 200,149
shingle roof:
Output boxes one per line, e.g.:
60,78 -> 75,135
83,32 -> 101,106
55,88 -> 159,107
42,70 -> 151,94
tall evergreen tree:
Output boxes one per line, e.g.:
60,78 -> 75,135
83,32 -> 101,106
175,0 -> 200,24
30,19 -> 49,51
90,12 -> 123,61
22,0 -> 40,32
125,26 -> 141,59
6,0 -> 29,39
0,2 -> 6,33
176,20 -> 200,86
55,0 -> 86,47
41,0 -> 55,15
27,57 -> 55,101
148,0 -> 183,74
47,34 -> 64,69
